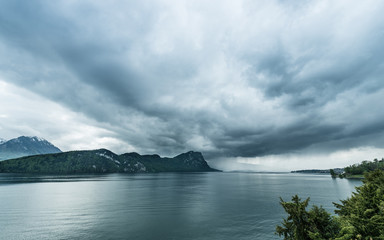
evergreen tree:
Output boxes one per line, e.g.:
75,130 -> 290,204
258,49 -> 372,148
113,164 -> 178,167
334,169 -> 384,239
276,170 -> 384,240
330,169 -> 337,178
307,205 -> 340,239
276,195 -> 311,240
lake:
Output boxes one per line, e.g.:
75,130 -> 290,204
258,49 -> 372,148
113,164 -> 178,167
0,172 -> 361,240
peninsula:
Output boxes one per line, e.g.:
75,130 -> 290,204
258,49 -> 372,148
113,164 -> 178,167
0,149 -> 217,174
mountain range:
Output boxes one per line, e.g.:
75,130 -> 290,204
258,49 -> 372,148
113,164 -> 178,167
0,136 -> 62,161
0,149 -> 216,174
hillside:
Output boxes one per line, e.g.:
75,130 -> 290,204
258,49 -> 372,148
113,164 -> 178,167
0,149 -> 217,174
333,158 -> 384,178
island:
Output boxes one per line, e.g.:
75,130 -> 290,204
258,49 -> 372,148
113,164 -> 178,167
0,149 -> 218,174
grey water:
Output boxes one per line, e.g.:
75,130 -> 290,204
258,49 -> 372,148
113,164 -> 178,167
0,172 -> 361,240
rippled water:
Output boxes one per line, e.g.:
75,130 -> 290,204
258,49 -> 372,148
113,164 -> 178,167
0,172 -> 360,240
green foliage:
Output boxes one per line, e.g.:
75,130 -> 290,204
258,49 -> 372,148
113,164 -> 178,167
276,195 -> 310,240
276,196 -> 339,240
307,206 -> 340,239
277,170 -> 384,240
344,158 -> 384,175
334,169 -> 384,239
330,169 -> 336,178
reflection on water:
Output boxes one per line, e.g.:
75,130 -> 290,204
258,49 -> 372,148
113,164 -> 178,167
0,172 -> 361,240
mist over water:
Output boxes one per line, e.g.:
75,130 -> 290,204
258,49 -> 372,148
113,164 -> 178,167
0,173 -> 360,240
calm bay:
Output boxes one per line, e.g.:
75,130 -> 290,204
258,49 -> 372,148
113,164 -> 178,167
0,172 -> 361,240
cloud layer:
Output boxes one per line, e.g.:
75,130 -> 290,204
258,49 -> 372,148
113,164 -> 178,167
1,0 -> 384,169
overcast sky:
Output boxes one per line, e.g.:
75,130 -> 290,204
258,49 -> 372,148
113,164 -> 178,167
1,0 -> 384,171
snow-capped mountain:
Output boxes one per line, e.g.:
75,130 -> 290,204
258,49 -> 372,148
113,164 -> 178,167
0,136 -> 61,161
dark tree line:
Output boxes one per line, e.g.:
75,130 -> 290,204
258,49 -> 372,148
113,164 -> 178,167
344,159 -> 384,175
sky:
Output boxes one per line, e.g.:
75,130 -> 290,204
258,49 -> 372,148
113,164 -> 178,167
1,0 -> 384,171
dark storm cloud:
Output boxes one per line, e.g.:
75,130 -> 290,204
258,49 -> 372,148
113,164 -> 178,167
1,0 -> 384,161
0,1 -> 144,106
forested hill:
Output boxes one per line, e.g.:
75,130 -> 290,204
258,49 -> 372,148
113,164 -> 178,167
0,149 -> 217,174
328,158 -> 384,178
344,158 -> 384,175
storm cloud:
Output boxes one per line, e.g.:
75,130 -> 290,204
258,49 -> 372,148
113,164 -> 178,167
1,0 -> 384,170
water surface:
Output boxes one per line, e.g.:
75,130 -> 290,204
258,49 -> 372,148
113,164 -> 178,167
0,172 -> 361,240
